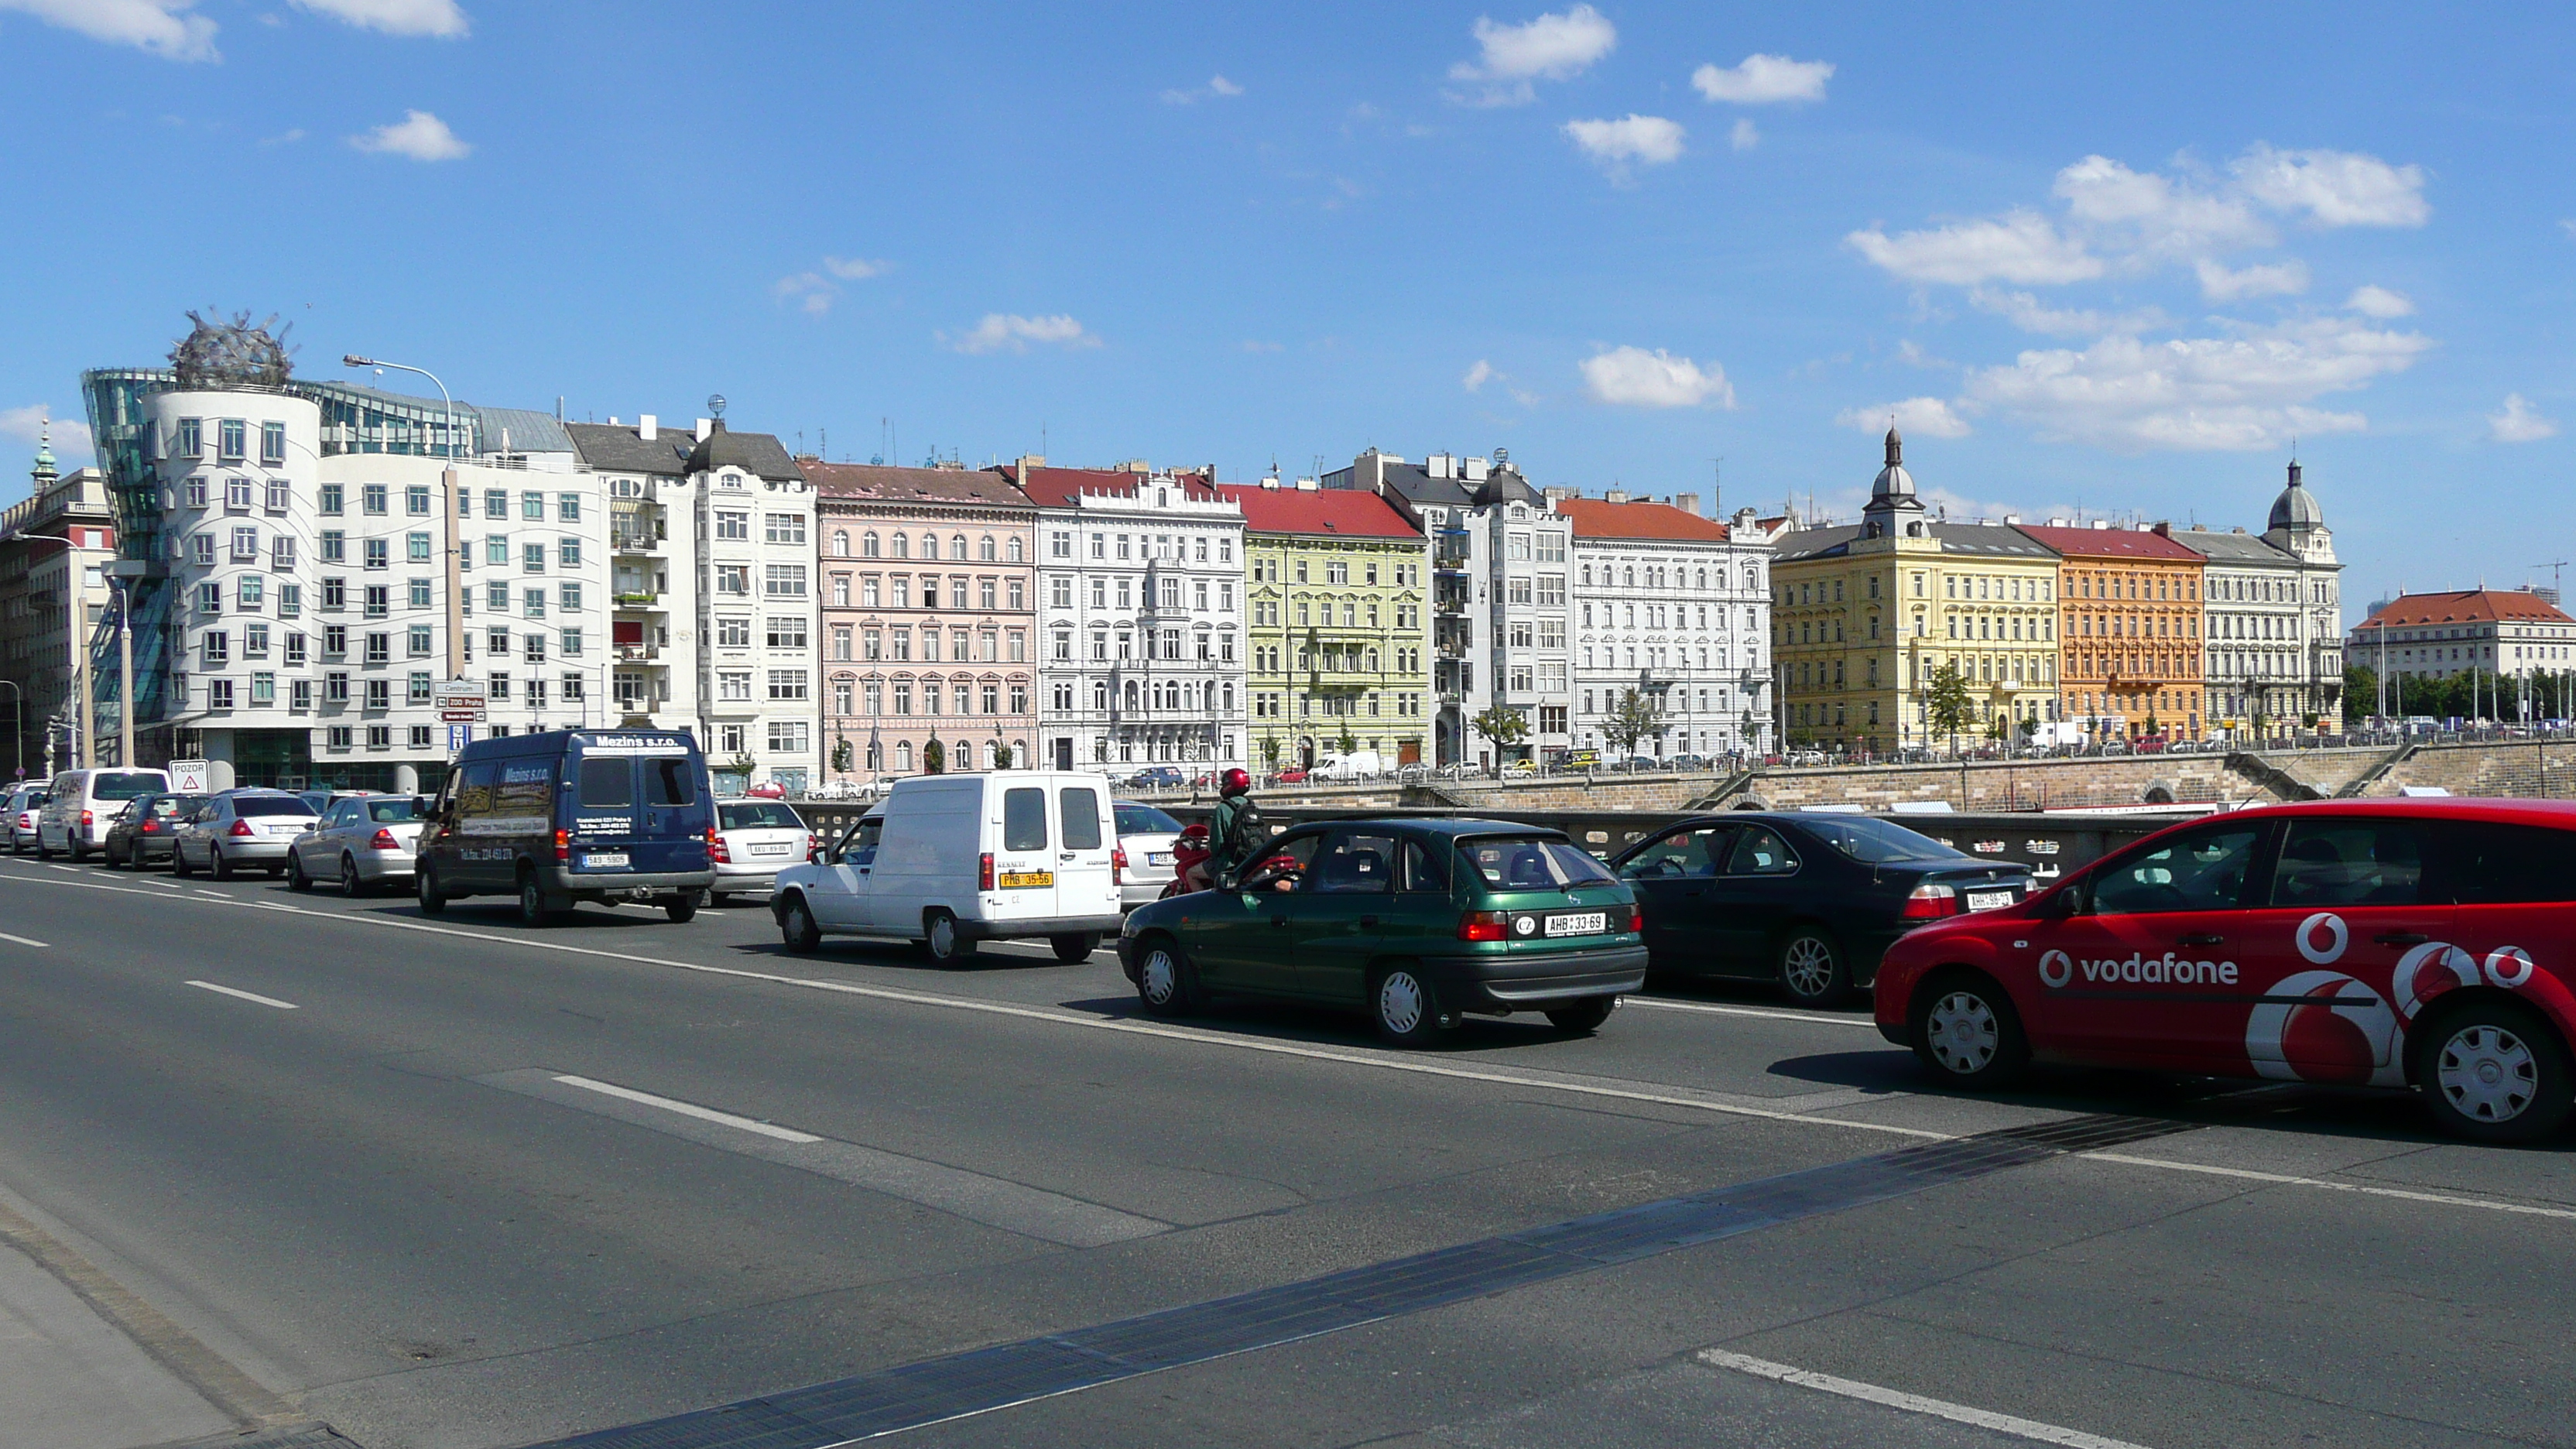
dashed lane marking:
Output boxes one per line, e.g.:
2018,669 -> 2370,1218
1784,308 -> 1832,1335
550,1073 -> 822,1142
1697,1349 -> 2156,1449
184,980 -> 298,1010
0,930 -> 48,947
1627,997 -> 1873,1027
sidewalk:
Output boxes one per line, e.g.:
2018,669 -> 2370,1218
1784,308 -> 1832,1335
0,1233 -> 234,1449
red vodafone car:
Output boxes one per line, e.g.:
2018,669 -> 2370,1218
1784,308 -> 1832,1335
1874,799 -> 2576,1142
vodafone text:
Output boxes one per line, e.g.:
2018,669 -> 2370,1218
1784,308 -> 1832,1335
2037,949 -> 2237,989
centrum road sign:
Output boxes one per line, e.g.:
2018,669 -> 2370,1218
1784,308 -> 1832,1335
433,678 -> 486,724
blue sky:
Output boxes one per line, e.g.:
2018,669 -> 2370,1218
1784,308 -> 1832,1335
2,2 -> 2570,610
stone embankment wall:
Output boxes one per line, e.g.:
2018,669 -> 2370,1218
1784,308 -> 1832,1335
2365,741 -> 2576,800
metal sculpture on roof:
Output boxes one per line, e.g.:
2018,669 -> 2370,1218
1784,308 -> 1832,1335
169,309 -> 296,390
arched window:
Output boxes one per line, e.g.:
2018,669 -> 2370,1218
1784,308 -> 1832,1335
896,742 -> 913,770
862,531 -> 880,558
1006,536 -> 1025,562
979,535 -> 996,561
1123,679 -> 1140,709
1623,566 -> 1636,588
831,529 -> 848,557
951,533 -> 968,560
890,533 -> 909,558
920,533 -> 939,561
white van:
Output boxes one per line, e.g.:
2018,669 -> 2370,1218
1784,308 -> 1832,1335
771,771 -> 1125,966
38,767 -> 173,861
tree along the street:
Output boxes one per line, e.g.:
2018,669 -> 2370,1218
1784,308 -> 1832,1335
1923,663 -> 1977,754
1602,687 -> 1666,759
1469,705 -> 1529,776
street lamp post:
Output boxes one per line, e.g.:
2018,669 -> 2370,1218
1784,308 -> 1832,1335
13,533 -> 98,772
343,356 -> 467,690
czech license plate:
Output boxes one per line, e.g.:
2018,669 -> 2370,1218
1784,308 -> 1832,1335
584,852 -> 630,869
750,842 -> 793,855
1148,851 -> 1173,866
1545,911 -> 1607,937
1966,889 -> 2015,912
998,870 -> 1053,889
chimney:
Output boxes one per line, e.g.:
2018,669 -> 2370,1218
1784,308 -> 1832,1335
1259,474 -> 1280,489
1604,488 -> 1629,504
2152,521 -> 2171,537
1425,452 -> 1454,480
696,417 -> 714,443
639,414 -> 657,440
2047,516 -> 2071,527
1543,485 -> 1577,502
2003,513 -> 2022,524
2091,519 -> 2112,530
1675,492 -> 1700,516
1461,456 -> 1489,482
1295,477 -> 1319,492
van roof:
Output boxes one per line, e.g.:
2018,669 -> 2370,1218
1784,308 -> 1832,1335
457,727 -> 703,759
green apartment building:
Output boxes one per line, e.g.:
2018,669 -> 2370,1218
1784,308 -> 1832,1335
1221,478 -> 1431,771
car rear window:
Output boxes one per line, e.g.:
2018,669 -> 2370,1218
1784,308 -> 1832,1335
1114,803 -> 1180,835
1003,788 -> 1048,851
365,798 -> 424,823
149,796 -> 194,817
1059,787 -> 1104,851
646,758 -> 697,806
721,802 -> 803,830
94,772 -> 163,801
1457,837 -> 1615,890
2442,821 -> 2576,904
1800,815 -> 1960,863
579,758 -> 632,807
235,796 -> 316,817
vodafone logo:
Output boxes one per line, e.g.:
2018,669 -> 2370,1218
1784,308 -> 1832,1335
2296,912 -> 2348,965
2038,950 -> 2073,988
2485,945 -> 2536,988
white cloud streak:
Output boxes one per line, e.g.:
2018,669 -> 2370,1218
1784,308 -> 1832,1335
1968,288 -> 2169,338
1580,346 -> 1732,409
1462,360 -> 1495,392
1836,397 -> 1970,438
1447,4 -> 1613,104
0,0 -> 217,60
1690,53 -> 1833,104
2232,144 -> 2430,228
1161,74 -> 1244,104
1847,211 -> 2102,286
943,313 -> 1100,355
1728,118 -> 1758,152
2345,284 -> 2414,318
0,405 -> 93,458
289,0 -> 466,38
1563,114 -> 1684,176
2194,258 -> 2308,301
348,108 -> 470,161
2491,394 -> 2558,444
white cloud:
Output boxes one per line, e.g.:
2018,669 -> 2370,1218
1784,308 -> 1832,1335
1208,74 -> 1242,97
2194,258 -> 2309,301
822,255 -> 884,280
1835,397 -> 1971,439
289,0 -> 465,38
772,257 -> 886,315
1847,211 -> 2102,286
1562,115 -> 1684,176
1462,359 -> 1495,392
1447,4 -> 1614,105
1579,346 -> 1733,409
943,313 -> 1100,355
2345,284 -> 2413,318
1161,74 -> 1245,104
1961,315 -> 2432,450
0,0 -> 217,60
2232,144 -> 2429,228
1968,288 -> 2168,338
1689,53 -> 1832,104
1728,118 -> 1758,152
2491,394 -> 2558,444
348,108 -> 470,161
2054,154 -> 2270,261
0,405 -> 93,458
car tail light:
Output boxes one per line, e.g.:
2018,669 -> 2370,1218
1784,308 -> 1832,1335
1900,882 -> 1961,920
1627,908 -> 1644,933
140,820 -> 160,834
1458,909 -> 1509,942
1112,845 -> 1127,885
709,832 -> 732,864
369,828 -> 400,851
227,818 -> 253,838
555,828 -> 571,863
978,851 -> 995,891
81,810 -> 94,831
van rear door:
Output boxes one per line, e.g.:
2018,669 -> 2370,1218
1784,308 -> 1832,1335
993,783 -> 1057,923
1052,779 -> 1117,923
634,752 -> 705,875
567,752 -> 640,873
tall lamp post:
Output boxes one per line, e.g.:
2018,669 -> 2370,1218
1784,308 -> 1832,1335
343,355 -> 467,694
13,533 -> 99,772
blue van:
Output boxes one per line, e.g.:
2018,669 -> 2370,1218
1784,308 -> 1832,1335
416,728 -> 718,925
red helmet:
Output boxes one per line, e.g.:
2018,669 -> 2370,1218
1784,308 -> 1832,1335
1220,767 -> 1252,796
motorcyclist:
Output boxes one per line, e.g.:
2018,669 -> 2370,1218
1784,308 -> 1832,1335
1200,767 -> 1258,889
1164,821 -> 1212,898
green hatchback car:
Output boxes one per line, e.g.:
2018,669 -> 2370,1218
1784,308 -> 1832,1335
1115,817 -> 1648,1045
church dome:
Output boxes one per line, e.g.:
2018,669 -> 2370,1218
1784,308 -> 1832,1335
1872,423 -> 1915,499
2267,460 -> 2324,531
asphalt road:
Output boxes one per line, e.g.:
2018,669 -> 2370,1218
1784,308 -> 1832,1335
0,851 -> 2570,1449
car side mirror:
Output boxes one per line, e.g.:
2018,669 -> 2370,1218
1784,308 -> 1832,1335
2032,887 -> 2080,919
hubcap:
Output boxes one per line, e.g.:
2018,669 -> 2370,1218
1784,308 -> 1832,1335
2437,1024 -> 2538,1122
1141,950 -> 1177,1004
933,919 -> 954,954
788,905 -> 812,943
1783,937 -> 1836,997
1379,972 -> 1427,1035
1924,991 -> 2000,1074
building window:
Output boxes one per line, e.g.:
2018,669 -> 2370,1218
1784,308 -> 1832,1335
176,418 -> 203,459
768,616 -> 809,650
765,513 -> 807,545
202,631 -> 229,666
560,628 -> 583,656
408,672 -> 433,704
767,719 -> 809,753
765,564 -> 807,597
488,673 -> 510,702
365,632 -> 390,663
561,673 -> 585,701
265,478 -> 291,512
485,489 -> 509,519
365,677 -> 391,710
365,586 -> 389,618
716,511 -> 749,540
768,669 -> 810,701
716,564 -> 750,595
209,677 -> 235,710
291,679 -> 313,710
560,582 -> 581,612
184,476 -> 209,509
218,419 -> 247,462
718,670 -> 752,701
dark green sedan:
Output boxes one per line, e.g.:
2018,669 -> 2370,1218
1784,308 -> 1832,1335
1115,817 -> 1647,1045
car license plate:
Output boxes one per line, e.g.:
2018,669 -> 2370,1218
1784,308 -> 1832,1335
1545,911 -> 1607,937
750,842 -> 792,855
998,870 -> 1053,889
585,853 -> 630,869
1148,851 -> 1173,866
1966,889 -> 2015,912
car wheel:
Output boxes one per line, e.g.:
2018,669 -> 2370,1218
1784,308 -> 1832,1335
67,837 -> 86,862
2414,1000 -> 2574,1144
416,864 -> 447,915
1544,995 -> 1619,1035
1910,972 -> 2030,1089
1776,927 -> 1852,1008
104,841 -> 125,870
172,843 -> 193,876
664,890 -> 701,923
1133,937 -> 1201,1017
211,846 -> 234,881
778,895 -> 822,953
340,855 -> 364,897
286,853 -> 313,892
1050,932 -> 1100,964
923,909 -> 975,967
518,873 -> 554,927
1372,964 -> 1450,1047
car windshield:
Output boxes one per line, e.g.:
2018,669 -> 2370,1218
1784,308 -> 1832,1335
94,772 -> 163,801
1457,837 -> 1617,890
1115,803 -> 1181,835
720,802 -> 804,830
148,796 -> 195,817
365,798 -> 425,823
1799,815 -> 1961,864
234,796 -> 317,817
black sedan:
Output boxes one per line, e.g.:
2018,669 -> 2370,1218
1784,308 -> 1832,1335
1609,812 -> 2031,1007
101,791 -> 205,869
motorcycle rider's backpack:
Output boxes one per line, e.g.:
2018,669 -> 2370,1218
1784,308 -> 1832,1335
1221,796 -> 1265,865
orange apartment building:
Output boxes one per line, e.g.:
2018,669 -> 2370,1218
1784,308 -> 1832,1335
2013,523 -> 2210,741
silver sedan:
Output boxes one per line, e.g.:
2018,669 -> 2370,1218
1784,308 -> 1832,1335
287,794 -> 429,896
171,792 -> 320,879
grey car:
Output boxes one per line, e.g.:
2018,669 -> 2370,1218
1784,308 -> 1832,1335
172,791 -> 320,879
286,794 -> 429,896
709,800 -> 814,903
3,785 -> 47,853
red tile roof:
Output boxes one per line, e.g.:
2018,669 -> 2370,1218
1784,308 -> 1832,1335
2356,589 -> 2576,629
1217,484 -> 1420,539
1553,496 -> 1731,542
990,464 -> 1223,509
2011,524 -> 2204,562
800,460 -> 1033,506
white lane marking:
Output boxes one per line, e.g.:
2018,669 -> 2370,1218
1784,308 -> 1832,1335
184,980 -> 298,1010
1628,998 -> 1872,1027
550,1074 -> 821,1142
2085,1152 -> 2576,1222
1697,1349 -> 2156,1449
0,930 -> 48,947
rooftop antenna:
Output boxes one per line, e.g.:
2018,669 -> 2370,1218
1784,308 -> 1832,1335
1709,456 -> 1724,515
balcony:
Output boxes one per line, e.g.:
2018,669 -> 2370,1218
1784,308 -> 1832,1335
616,643 -> 661,663
612,587 -> 663,608
611,531 -> 661,556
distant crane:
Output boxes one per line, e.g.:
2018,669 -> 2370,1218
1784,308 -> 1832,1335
2538,559 -> 2570,600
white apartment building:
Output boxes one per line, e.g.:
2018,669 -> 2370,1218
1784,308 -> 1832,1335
2169,461 -> 2344,734
1002,460 -> 1247,774
568,416 -> 818,791
1324,449 -> 1572,768
1557,491 -> 1775,759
